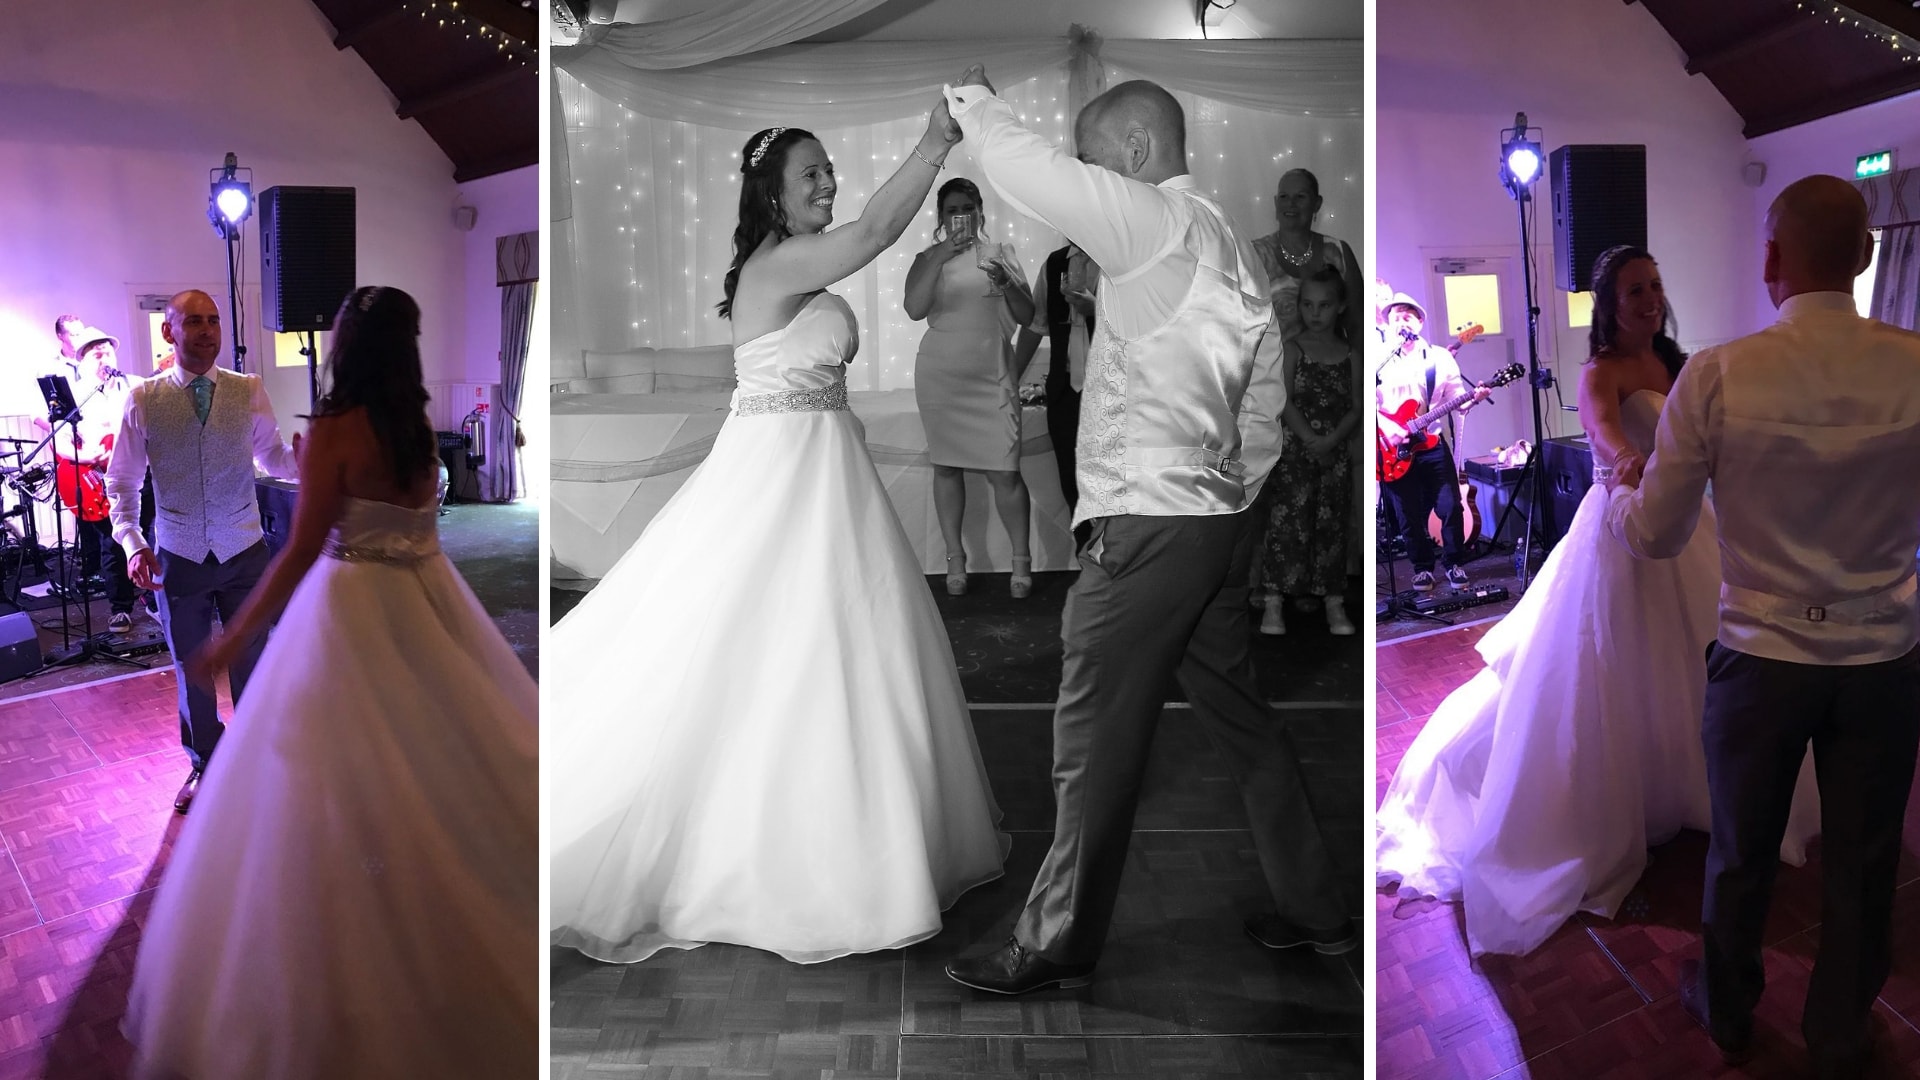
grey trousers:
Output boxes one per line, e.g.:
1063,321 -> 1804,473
1700,641 -> 1920,1060
1013,509 -> 1348,964
156,542 -> 272,771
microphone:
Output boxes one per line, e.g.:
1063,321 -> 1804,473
1398,325 -> 1418,342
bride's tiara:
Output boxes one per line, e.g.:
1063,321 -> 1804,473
747,127 -> 788,170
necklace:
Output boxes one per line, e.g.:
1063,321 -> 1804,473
1274,234 -> 1315,267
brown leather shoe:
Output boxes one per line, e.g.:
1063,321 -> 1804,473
173,770 -> 202,814
944,938 -> 1094,995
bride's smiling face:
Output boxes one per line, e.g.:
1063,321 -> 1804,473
1612,258 -> 1665,341
778,139 -> 836,235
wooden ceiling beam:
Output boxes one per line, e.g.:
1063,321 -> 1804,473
397,66 -> 529,120
332,7 -> 408,50
1685,15 -> 1820,74
453,144 -> 540,184
1745,67 -> 1920,137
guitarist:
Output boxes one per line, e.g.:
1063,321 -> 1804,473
1375,294 -> 1487,591
38,327 -> 138,632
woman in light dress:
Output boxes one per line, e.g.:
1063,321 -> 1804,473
1375,246 -> 1820,957
548,100 -> 1007,967
905,178 -> 1037,597
123,286 -> 537,1078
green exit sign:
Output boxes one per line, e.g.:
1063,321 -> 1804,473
1856,150 -> 1895,179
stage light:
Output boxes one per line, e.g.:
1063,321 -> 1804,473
207,152 -> 253,240
1499,113 -> 1543,199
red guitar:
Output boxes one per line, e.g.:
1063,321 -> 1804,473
54,434 -> 112,523
1377,355 -> 1522,483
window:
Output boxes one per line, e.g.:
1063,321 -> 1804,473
274,331 -> 326,369
1441,273 -> 1502,338
1566,291 -> 1593,329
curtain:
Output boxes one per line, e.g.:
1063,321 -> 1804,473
559,0 -> 890,71
1872,224 -> 1919,332
556,38 -> 1363,389
489,280 -> 535,501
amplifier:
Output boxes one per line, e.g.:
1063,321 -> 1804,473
256,479 -> 299,558
0,610 -> 42,682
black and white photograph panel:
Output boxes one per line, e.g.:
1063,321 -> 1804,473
547,0 -> 1364,1077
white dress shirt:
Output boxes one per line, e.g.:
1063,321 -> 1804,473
1375,335 -> 1470,455
1607,292 -> 1920,665
944,83 -> 1286,505
105,363 -> 300,557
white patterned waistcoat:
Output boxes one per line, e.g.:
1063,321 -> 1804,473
1073,189 -> 1275,527
139,369 -> 264,562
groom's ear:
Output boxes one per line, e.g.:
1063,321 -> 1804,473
1762,239 -> 1781,286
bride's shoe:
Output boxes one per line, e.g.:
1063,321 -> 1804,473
945,553 -> 968,596
1010,556 -> 1032,599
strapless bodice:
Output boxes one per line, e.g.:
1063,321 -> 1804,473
1621,390 -> 1667,457
322,495 -> 442,564
730,292 -> 857,400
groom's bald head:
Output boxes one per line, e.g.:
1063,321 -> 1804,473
1764,175 -> 1873,306
1074,80 -> 1187,185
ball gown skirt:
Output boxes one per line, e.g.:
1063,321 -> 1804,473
547,401 -> 1008,965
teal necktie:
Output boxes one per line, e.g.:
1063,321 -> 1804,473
189,375 -> 213,425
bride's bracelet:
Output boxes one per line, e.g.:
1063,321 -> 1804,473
1592,465 -> 1615,482
911,146 -> 945,170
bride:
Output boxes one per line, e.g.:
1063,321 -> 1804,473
1375,246 -> 1820,957
549,100 -> 1008,965
123,286 -> 537,1078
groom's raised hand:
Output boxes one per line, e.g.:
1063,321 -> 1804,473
958,65 -> 995,94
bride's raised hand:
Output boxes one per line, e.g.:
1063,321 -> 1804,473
927,98 -> 962,150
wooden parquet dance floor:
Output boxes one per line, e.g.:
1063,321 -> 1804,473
552,700 -> 1366,1079
0,669 -> 226,1079
1377,626 -> 1920,1078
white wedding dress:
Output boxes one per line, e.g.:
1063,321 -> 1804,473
1376,389 -> 1822,957
124,496 -> 538,1079
548,290 -> 1008,965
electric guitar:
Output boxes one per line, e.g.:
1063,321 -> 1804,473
53,433 -> 112,523
1377,359 -> 1521,483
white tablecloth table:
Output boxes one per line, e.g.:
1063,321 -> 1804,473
552,389 -> 1077,585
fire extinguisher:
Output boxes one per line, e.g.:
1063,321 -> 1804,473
462,405 -> 488,469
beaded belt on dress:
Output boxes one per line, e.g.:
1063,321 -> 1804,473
733,383 -> 848,416
321,537 -> 439,564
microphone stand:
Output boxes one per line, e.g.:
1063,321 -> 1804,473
41,382 -> 142,669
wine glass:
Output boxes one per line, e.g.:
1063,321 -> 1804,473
975,229 -> 1009,298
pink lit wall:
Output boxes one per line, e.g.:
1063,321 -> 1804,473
0,0 -> 482,437
1377,0 -> 1757,452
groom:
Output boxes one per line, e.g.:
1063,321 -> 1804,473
103,290 -> 301,814
942,68 -> 1353,995
1605,175 -> 1920,1075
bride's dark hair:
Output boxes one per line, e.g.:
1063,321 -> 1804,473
717,126 -> 818,319
1588,244 -> 1686,379
315,286 -> 435,489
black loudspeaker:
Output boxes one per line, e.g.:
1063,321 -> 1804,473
1551,145 -> 1647,293
0,610 -> 42,682
259,186 -> 356,332
256,479 -> 299,558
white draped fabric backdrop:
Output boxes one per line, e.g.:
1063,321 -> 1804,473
553,34 -> 1363,388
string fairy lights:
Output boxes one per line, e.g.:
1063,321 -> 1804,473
1795,1 -> 1920,62
401,1 -> 536,66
